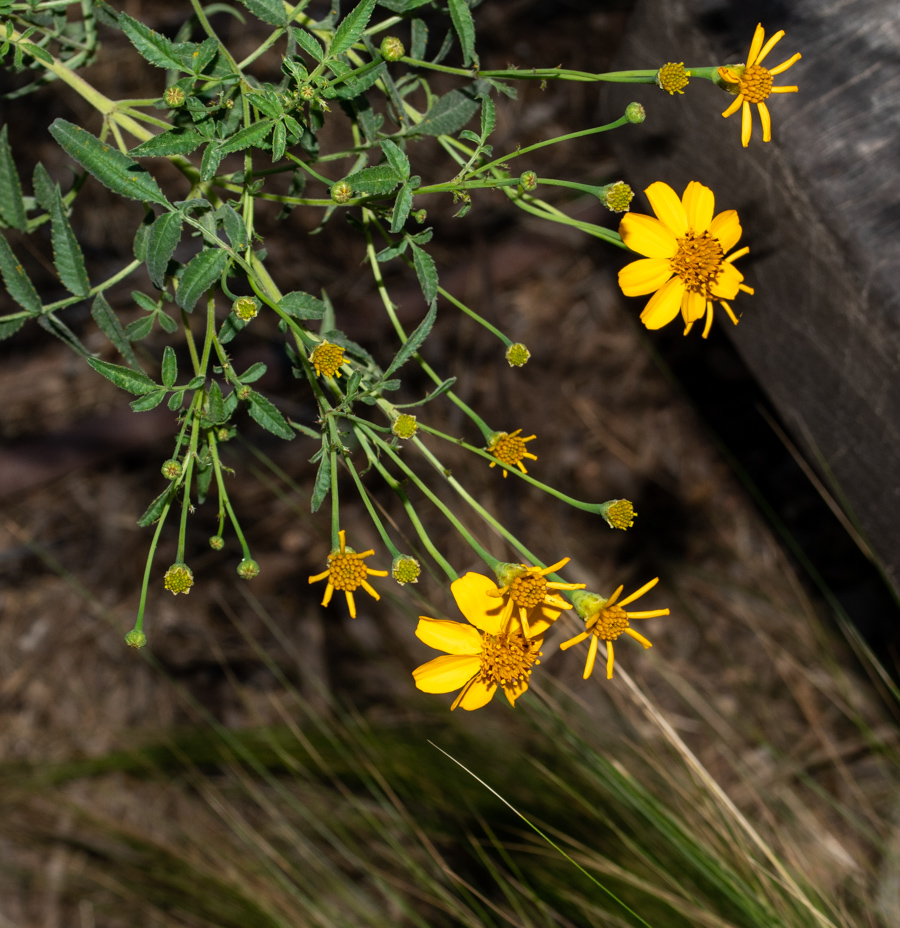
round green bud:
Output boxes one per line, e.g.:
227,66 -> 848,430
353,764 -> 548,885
124,628 -> 147,649
392,555 -> 421,585
505,343 -> 531,368
625,102 -> 646,124
224,98 -> 235,109
217,427 -> 231,442
237,558 -> 260,580
164,86 -> 186,108
600,181 -> 634,214
232,296 -> 258,321
519,171 -> 538,192
299,83 -> 317,101
413,209 -> 427,223
380,36 -> 405,62
209,535 -> 225,551
237,385 -> 252,401
331,181 -> 353,204
161,458 -> 182,480
164,562 -> 194,595
392,413 -> 418,439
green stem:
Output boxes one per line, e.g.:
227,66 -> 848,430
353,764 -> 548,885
340,450 -> 401,560
437,285 -> 510,347
176,395 -> 204,562
133,495 -> 173,633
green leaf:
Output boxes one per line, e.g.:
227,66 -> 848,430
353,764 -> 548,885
414,90 -> 479,137
342,164 -> 400,197
119,13 -> 197,72
207,380 -> 226,422
130,128 -> 205,158
49,185 -> 90,297
146,211 -> 183,289
125,314 -> 154,342
133,211 -> 153,261
219,120 -> 273,155
49,119 -> 170,207
91,293 -> 140,367
161,345 -> 177,388
138,486 -> 175,527
321,328 -> 375,366
217,204 -> 248,252
384,298 -> 436,378
87,356 -> 160,394
235,0 -> 287,26
410,18 -> 428,59
447,0 -> 477,67
411,243 -> 438,304
479,92 -> 495,138
21,43 -> 52,65
0,234 -> 41,314
32,162 -> 55,211
132,290 -> 158,313
292,27 -> 324,61
311,442 -> 331,512
247,391 -> 294,439
279,291 -> 326,319
380,139 -> 410,181
130,388 -> 167,411
246,90 -> 283,118
238,362 -> 267,383
199,143 -> 225,182
329,0 -> 377,59
176,247 -> 228,311
0,124 -> 26,230
390,184 -> 413,233
395,376 -> 456,407
167,390 -> 185,411
327,62 -> 386,100
38,313 -> 91,356
0,316 -> 25,341
185,375 -> 206,390
271,120 -> 286,162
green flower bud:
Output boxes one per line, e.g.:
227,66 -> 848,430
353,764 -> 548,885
236,385 -> 252,401
164,86 -> 186,108
299,83 -> 317,101
600,499 -> 637,530
519,170 -> 538,192
161,458 -> 182,480
598,181 -> 634,213
413,209 -> 427,223
392,413 -> 418,439
232,296 -> 258,321
380,36 -> 405,62
124,628 -> 147,649
625,102 -> 646,124
392,555 -> 421,585
331,181 -> 353,204
209,535 -> 225,550
217,427 -> 231,442
505,343 -> 531,367
569,589 -> 607,620
164,562 -> 194,595
237,558 -> 260,580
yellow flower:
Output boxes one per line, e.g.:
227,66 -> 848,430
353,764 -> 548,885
618,181 -> 754,338
718,24 -> 800,147
487,429 -> 537,477
656,62 -> 690,95
310,342 -> 345,378
560,578 -> 670,680
308,529 -> 388,618
488,558 -> 584,638
412,572 -> 554,711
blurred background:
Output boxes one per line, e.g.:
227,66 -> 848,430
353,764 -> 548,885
1,1 -> 899,926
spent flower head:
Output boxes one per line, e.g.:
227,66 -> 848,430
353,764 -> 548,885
331,181 -> 353,204
161,459 -> 182,480
561,580 -> 670,679
164,562 -> 194,595
487,429 -> 537,477
618,181 -> 754,338
392,555 -> 421,585
310,342 -> 345,378
600,182 -> 634,213
232,296 -> 258,321
380,36 -> 405,61
237,558 -> 259,579
209,535 -> 225,551
718,24 -> 800,147
505,343 -> 531,367
392,413 -> 418,439
164,85 -> 186,107
124,628 -> 147,649
309,530 -> 388,618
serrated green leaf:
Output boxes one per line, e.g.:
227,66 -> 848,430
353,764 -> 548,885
479,93 -> 495,138
410,18 -> 428,59
138,485 -> 175,527
174,38 -> 218,74
0,234 -> 40,313
343,164 -> 400,197
395,376 -> 456,407
414,90 -> 479,137
235,0 -> 287,26
133,211 -> 153,261
217,204 -> 248,252
130,388 -> 167,411
310,442 -> 331,512
246,90 -> 283,118
49,185 -> 90,297
447,0 -> 477,67
411,243 -> 438,304
328,61 -> 386,100
292,27 -> 324,61
158,309 -> 179,333
377,0 -> 433,10
207,380 -> 226,422
119,13 -> 195,72
238,362 -> 267,383
384,298 -> 436,378
390,184 -> 413,233
271,120 -> 286,162
199,143 -> 225,182
176,247 -> 228,311
219,120 -> 273,156
247,390 -> 294,439
380,139 -> 410,181
88,356 -> 159,394
49,120 -> 170,207
132,290 -> 158,313
125,314 -> 154,342
0,125 -> 26,230
32,162 -> 55,211
218,312 -> 246,345
91,293 -> 140,367
130,128 -> 205,158
376,239 -> 408,262
0,316 -> 25,341
195,457 -> 213,503
38,313 -> 91,356
279,291 -> 327,319
146,211 -> 183,289
329,0 -> 377,59
161,345 -> 177,388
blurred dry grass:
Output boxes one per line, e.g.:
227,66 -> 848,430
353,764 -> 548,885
0,1 -> 898,926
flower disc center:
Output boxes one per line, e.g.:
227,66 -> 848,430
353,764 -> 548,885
738,64 -> 774,103
510,571 -> 548,609
327,552 -> 368,591
591,605 -> 629,641
480,631 -> 539,685
490,433 -> 528,467
671,231 -> 725,295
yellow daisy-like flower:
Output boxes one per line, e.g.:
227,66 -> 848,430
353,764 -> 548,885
618,181 -> 754,338
560,578 -> 670,680
412,572 -> 554,711
310,342 -> 345,378
656,62 -> 690,95
488,558 -> 584,638
718,24 -> 800,147
487,429 -> 537,477
308,529 -> 388,618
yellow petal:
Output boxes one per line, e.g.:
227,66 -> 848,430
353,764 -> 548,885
455,678 -> 496,710
741,101 -> 752,147
618,576 -> 659,607
755,29 -> 784,67
681,181 -> 714,233
503,678 -> 529,707
747,23 -> 766,66
640,277 -> 686,330
451,572 -> 506,634
758,101 -> 772,142
711,262 -> 743,300
619,213 -> 678,259
769,53 -> 801,76
415,617 -> 482,655
617,257 -> 674,296
721,94 -> 744,119
645,181 -> 688,237
709,210 -> 742,252
681,289 -> 706,323
412,654 -> 480,693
